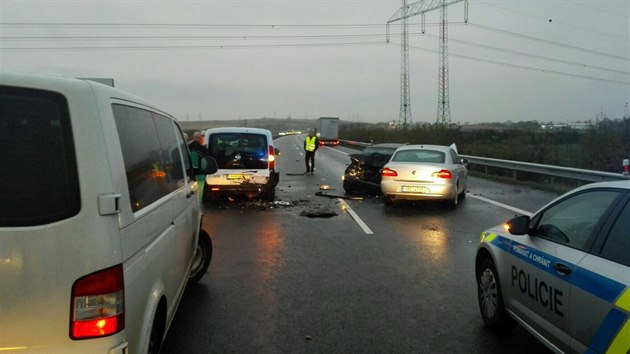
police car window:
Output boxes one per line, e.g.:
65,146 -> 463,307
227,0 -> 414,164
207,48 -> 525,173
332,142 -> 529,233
600,200 -> 630,267
533,190 -> 619,251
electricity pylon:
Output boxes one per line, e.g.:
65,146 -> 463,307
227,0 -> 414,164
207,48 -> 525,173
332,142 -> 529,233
436,2 -> 450,125
399,0 -> 412,128
387,0 -> 468,125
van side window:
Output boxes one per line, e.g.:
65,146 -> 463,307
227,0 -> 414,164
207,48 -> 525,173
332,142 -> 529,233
113,104 -> 171,212
152,113 -> 185,190
174,123 -> 192,180
599,200 -> 630,267
0,86 -> 80,226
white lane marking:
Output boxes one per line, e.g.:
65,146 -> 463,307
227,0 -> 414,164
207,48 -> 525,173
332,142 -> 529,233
324,147 -> 349,156
337,198 -> 374,235
468,194 -> 533,216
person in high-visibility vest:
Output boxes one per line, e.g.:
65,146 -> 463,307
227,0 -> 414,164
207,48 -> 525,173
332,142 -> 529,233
304,129 -> 319,174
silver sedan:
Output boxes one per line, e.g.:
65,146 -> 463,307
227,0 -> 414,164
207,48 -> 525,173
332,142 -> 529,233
380,144 -> 468,208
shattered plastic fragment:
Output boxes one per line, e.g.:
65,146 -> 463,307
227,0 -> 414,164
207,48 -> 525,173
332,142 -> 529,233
299,210 -> 338,218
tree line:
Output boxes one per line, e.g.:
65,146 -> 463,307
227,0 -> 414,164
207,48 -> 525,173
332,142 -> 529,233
339,118 -> 630,173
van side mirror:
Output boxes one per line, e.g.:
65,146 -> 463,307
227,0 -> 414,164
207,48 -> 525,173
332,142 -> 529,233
504,215 -> 530,235
197,157 -> 218,175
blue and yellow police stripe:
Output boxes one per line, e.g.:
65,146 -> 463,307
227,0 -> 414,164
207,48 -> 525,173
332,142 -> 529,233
588,288 -> 629,354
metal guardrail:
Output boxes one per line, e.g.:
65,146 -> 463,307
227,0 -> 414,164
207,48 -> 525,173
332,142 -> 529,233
339,139 -> 629,183
459,155 -> 628,183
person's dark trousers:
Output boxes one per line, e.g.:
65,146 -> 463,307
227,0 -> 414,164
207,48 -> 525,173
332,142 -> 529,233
305,151 -> 315,172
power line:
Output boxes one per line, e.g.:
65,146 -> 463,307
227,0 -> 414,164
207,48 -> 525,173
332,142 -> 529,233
3,26 -> 626,78
422,33 -> 629,76
468,22 -> 630,62
479,2 -> 629,41
0,22 -> 379,28
0,21 -> 459,29
0,41 -> 387,51
567,1 -> 629,19
6,28 -> 626,76
0,33 -> 392,41
391,42 -> 630,86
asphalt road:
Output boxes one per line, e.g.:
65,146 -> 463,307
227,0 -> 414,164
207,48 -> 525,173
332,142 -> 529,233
161,135 -> 559,353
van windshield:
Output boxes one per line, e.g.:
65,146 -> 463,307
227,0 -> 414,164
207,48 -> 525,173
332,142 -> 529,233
0,86 -> 80,227
207,133 -> 269,170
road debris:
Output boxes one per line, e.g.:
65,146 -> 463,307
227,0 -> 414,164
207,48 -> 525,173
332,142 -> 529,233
315,191 -> 363,200
299,209 -> 338,218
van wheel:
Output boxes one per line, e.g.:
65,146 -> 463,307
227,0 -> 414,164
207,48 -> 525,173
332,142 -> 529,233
147,309 -> 165,354
189,230 -> 212,284
477,257 -> 515,331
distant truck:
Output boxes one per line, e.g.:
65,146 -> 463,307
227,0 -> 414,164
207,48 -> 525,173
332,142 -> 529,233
317,117 -> 340,146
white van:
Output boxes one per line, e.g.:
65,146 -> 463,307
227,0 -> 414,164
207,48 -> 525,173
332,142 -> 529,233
0,71 -> 217,354
203,127 -> 279,201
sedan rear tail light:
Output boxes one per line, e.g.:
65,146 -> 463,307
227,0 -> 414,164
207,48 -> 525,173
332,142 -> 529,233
268,146 -> 275,170
381,168 -> 398,177
432,169 -> 453,179
71,265 -> 124,340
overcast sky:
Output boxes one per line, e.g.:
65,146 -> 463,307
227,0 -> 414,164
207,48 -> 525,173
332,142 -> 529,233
1,0 -> 628,124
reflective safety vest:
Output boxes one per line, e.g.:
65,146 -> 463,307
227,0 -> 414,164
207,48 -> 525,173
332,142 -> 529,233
305,136 -> 317,152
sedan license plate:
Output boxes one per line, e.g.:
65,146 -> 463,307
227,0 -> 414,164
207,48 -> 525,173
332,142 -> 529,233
401,186 -> 428,193
226,174 -> 251,180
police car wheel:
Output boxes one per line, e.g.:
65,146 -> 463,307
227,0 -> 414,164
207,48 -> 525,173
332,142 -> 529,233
477,257 -> 515,331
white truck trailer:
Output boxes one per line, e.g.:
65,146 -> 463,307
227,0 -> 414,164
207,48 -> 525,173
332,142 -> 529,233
316,117 -> 340,146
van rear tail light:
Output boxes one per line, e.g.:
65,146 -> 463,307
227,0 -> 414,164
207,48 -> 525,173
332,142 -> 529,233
71,265 -> 124,340
268,146 -> 275,170
432,169 -> 453,179
381,168 -> 398,177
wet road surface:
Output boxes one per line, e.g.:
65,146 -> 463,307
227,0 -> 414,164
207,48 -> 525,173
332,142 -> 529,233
161,135 -> 557,353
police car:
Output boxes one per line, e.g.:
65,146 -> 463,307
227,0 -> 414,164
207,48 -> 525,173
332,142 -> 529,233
476,180 -> 630,354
